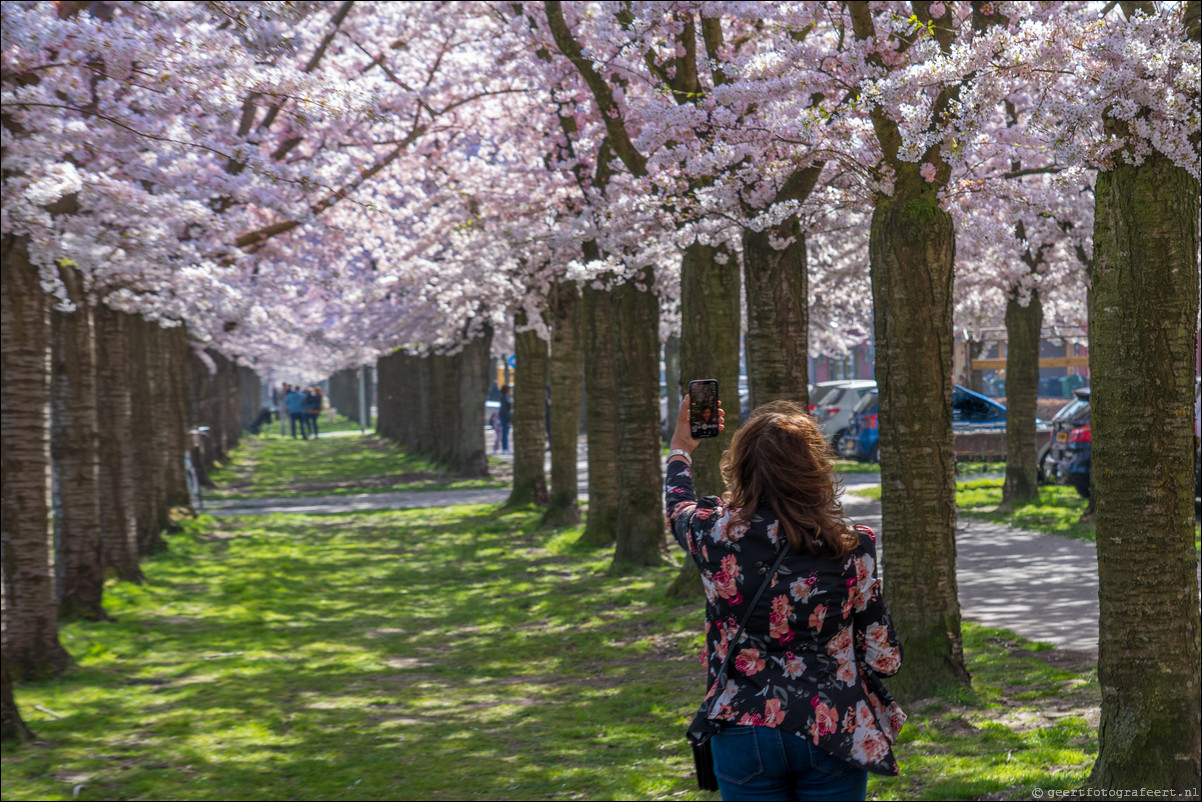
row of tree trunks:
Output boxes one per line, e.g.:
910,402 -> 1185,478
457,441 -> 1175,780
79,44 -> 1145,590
505,309 -> 549,506
186,348 -> 244,477
374,329 -> 493,477
328,367 -> 370,426
542,281 -> 583,527
375,351 -> 416,448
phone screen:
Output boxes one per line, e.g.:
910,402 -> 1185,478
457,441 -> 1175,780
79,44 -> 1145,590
689,379 -> 720,439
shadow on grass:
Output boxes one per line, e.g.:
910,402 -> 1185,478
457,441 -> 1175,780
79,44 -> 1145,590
5,506 -> 1099,801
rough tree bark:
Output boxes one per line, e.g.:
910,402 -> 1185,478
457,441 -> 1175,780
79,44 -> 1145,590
454,328 -> 492,477
128,315 -> 165,554
668,242 -> 740,596
1087,148 -> 1201,788
847,0 -> 973,700
870,175 -> 971,699
504,309 -> 549,507
1002,290 -> 1042,504
50,264 -> 109,621
743,218 -> 810,412
580,281 -> 620,546
93,303 -> 141,582
610,270 -> 667,569
1,233 -> 74,680
543,281 -> 583,527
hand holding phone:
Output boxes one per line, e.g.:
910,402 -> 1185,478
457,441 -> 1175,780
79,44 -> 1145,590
688,379 -> 721,439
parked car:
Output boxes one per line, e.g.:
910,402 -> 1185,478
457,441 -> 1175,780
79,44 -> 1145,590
842,389 -> 880,463
1041,386 -> 1091,498
842,385 -> 1013,464
812,380 -> 876,455
951,385 -> 1008,431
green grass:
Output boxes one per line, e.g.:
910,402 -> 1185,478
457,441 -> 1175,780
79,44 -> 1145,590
5,432 -> 1106,800
834,459 -> 881,473
207,430 -> 507,499
955,478 -> 1098,543
4,507 -> 1100,801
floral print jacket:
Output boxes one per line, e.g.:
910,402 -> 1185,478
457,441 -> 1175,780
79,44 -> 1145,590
666,460 -> 907,776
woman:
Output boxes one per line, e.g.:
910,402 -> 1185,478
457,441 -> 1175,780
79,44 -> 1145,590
665,397 -> 905,801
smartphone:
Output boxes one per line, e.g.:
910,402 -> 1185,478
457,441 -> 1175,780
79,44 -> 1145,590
689,379 -> 720,439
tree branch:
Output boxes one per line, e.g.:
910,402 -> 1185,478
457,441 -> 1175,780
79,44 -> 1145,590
543,0 -> 647,176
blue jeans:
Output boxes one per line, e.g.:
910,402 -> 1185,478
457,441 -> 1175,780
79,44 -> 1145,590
710,726 -> 868,801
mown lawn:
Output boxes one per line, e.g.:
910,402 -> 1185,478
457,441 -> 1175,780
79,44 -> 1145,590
4,502 -> 1098,801
208,429 -> 507,499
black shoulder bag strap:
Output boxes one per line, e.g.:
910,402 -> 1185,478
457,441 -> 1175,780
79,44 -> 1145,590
690,543 -> 791,736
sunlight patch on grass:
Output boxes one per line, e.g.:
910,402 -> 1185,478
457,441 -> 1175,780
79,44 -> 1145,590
5,505 -> 1101,801
207,432 -> 506,499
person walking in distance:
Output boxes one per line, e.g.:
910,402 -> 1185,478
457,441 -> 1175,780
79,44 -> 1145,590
303,386 -> 322,438
666,397 -> 905,800
498,384 -> 513,453
286,384 -> 308,440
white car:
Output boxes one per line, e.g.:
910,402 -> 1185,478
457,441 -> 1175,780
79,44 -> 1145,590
812,380 -> 877,454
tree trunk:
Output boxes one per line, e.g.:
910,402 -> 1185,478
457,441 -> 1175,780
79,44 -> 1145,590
678,241 -> 741,493
163,328 -> 190,509
375,351 -> 397,441
743,219 -> 809,412
870,181 -> 971,699
543,282 -> 583,527
668,241 -> 740,595
454,327 -> 492,477
580,282 -> 619,546
50,264 -> 109,621
664,333 -> 681,439
1,658 -> 34,744
1087,151 -> 1201,788
1,233 -> 74,680
1002,290 -> 1042,504
505,309 -> 548,507
429,351 -> 456,466
128,315 -> 164,554
93,303 -> 141,582
239,365 -> 259,432
610,270 -> 666,569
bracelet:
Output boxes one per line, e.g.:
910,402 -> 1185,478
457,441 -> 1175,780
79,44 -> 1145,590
667,449 -> 692,466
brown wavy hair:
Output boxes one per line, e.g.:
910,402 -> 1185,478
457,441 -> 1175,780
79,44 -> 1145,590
720,400 -> 857,559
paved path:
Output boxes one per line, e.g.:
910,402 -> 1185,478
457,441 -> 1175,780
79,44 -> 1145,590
205,436 -> 1200,656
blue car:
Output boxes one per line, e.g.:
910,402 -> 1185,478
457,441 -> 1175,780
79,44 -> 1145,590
951,384 -> 1007,431
842,389 -> 880,463
842,385 -> 1010,463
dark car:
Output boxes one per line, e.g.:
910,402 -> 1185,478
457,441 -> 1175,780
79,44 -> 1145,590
951,385 -> 1008,431
843,385 -> 1010,463
842,389 -> 880,463
1042,387 -> 1091,498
